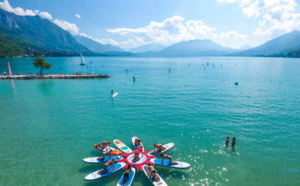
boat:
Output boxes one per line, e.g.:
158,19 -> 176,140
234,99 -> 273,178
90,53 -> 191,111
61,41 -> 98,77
80,53 -> 86,65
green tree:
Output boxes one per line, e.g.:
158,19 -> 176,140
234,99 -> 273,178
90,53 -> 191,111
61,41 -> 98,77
32,56 -> 52,75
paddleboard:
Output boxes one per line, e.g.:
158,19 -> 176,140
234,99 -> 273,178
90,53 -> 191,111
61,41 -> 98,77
150,158 -> 190,169
94,145 -> 122,155
85,162 -> 126,181
82,156 -> 121,164
147,143 -> 175,156
113,140 -> 133,154
112,93 -> 118,98
116,167 -> 136,186
131,137 -> 144,152
142,164 -> 168,186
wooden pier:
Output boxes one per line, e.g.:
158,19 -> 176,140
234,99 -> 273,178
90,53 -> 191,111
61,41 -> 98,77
0,74 -> 110,80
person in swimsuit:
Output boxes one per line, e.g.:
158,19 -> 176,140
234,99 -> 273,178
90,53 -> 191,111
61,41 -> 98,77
111,90 -> 114,96
225,136 -> 230,147
98,157 -> 115,174
135,138 -> 142,149
132,151 -> 140,162
147,164 -> 160,182
160,154 -> 178,165
121,164 -> 132,186
153,144 -> 165,153
97,149 -> 113,161
232,137 -> 236,148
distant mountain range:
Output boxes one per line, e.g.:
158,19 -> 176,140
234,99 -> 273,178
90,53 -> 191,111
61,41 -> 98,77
74,35 -> 124,53
0,8 -> 91,57
138,39 -> 239,57
129,43 -> 166,53
233,30 -> 300,57
1,7 -> 300,58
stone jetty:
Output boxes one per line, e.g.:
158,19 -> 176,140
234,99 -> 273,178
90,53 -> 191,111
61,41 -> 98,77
0,74 -> 109,80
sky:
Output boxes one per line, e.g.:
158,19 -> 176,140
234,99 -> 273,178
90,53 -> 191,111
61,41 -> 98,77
1,0 -> 300,49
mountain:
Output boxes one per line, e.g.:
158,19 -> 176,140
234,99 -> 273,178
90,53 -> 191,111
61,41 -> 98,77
129,43 -> 166,53
139,39 -> 238,57
285,48 -> 300,57
0,8 -> 91,57
233,30 -> 300,56
239,45 -> 252,50
74,35 -> 124,53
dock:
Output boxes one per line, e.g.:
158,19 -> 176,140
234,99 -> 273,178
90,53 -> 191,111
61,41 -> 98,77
0,74 -> 110,80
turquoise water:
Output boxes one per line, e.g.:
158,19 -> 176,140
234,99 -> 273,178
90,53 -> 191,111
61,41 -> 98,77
0,57 -> 299,185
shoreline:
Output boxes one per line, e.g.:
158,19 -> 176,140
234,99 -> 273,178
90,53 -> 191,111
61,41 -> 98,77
0,74 -> 110,80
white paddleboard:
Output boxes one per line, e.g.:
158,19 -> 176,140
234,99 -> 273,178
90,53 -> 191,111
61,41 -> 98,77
147,143 -> 175,156
113,139 -> 133,154
150,158 -> 191,169
142,164 -> 168,186
112,92 -> 118,98
94,145 -> 122,155
131,137 -> 144,152
82,156 -> 121,164
116,167 -> 136,186
85,162 -> 126,181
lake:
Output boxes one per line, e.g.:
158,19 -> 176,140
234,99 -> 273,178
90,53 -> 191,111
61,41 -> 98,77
0,56 -> 299,185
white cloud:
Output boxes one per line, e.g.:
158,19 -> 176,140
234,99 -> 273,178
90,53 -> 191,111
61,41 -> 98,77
0,0 -> 54,20
39,11 -> 52,20
79,33 -> 119,46
0,0 -> 35,16
53,19 -> 79,35
75,14 -> 81,19
107,16 -> 216,47
216,0 -> 300,36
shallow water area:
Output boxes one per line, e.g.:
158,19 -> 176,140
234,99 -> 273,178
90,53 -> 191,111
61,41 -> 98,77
0,56 -> 299,185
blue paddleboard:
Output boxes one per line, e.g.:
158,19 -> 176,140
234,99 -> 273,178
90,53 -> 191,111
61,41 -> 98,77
150,158 -> 190,169
85,162 -> 126,181
82,156 -> 121,164
117,168 -> 136,186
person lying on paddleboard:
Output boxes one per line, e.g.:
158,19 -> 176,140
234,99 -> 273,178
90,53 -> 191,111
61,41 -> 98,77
121,164 -> 132,186
132,151 -> 140,162
153,144 -> 165,153
147,164 -> 160,182
98,157 -> 115,174
160,154 -> 178,165
134,138 -> 142,149
97,149 -> 113,160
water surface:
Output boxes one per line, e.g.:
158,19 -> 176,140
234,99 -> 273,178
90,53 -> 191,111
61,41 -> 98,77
0,57 -> 299,185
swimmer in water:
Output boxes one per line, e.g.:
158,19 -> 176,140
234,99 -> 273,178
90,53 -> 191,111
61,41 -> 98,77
232,137 -> 236,148
225,136 -> 229,147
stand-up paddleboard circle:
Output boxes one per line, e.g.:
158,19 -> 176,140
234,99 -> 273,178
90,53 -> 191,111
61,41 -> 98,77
127,154 -> 147,164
